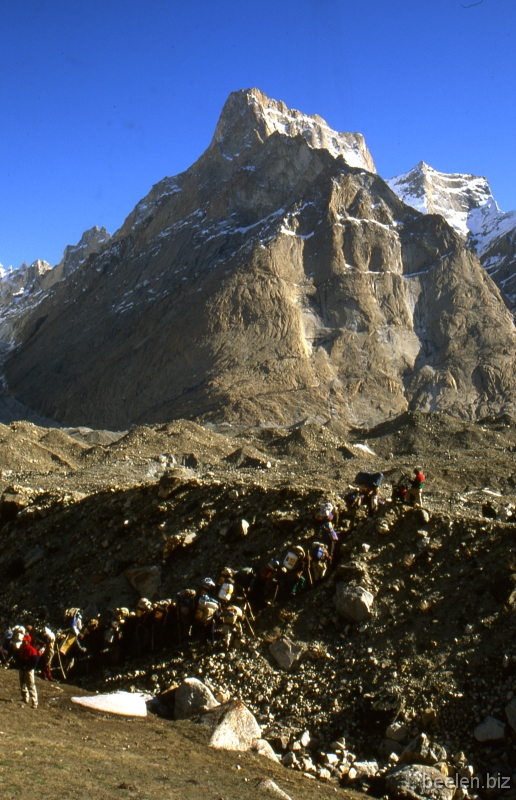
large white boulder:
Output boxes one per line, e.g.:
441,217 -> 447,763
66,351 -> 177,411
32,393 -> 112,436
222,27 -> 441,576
201,700 -> 262,751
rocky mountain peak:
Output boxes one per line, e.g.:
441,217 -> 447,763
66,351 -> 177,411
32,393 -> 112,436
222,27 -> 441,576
3,89 -> 516,428
57,224 -> 111,277
388,162 -> 516,308
211,88 -> 376,173
388,162 -> 493,237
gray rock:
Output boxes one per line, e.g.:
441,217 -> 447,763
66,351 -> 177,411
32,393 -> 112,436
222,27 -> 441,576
300,730 -> 311,748
386,765 -> 455,800
400,733 -> 446,766
252,739 -> 279,762
201,700 -> 262,751
353,761 -> 379,777
474,716 -> 506,742
379,739 -> 405,758
173,677 -> 219,720
269,637 -> 305,671
124,565 -> 161,599
282,751 -> 297,767
386,722 -> 410,742
334,583 -> 374,622
257,779 -> 292,800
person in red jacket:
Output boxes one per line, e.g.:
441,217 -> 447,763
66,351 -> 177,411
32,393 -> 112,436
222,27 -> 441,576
17,634 -> 39,708
407,468 -> 425,507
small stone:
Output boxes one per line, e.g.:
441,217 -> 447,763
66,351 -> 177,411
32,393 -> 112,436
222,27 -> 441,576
474,716 -> 506,742
386,722 -> 409,742
256,779 -> 292,800
300,730 -> 311,748
269,637 -> 305,671
421,708 -> 437,726
282,752 -> 297,767
334,583 -> 374,622
252,739 -> 279,762
354,761 -> 379,778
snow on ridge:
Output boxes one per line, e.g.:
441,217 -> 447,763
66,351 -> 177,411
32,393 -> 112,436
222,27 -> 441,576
388,161 -> 515,247
245,90 -> 375,173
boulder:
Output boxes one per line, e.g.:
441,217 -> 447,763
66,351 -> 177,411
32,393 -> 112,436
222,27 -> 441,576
252,739 -> 279,761
353,761 -> 379,778
386,722 -> 409,742
400,734 -> 447,765
269,637 -> 305,671
474,716 -> 506,742
386,765 -> 455,800
124,565 -> 161,599
257,779 -> 292,800
224,446 -> 271,469
157,467 -> 190,498
334,583 -> 374,622
71,691 -> 150,717
201,699 -> 262,751
173,678 -> 220,720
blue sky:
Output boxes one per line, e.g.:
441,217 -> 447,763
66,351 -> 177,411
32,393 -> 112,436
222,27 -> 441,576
1,0 -> 515,270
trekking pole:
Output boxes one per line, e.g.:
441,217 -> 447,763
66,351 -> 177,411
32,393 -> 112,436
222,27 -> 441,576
307,559 -> 314,586
56,646 -> 67,681
245,615 -> 256,637
242,591 -> 255,621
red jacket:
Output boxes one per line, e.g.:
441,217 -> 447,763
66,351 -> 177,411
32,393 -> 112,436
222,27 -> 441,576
19,635 -> 39,666
412,471 -> 425,488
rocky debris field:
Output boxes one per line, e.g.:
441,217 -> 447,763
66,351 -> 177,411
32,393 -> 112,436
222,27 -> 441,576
2,410 -> 516,798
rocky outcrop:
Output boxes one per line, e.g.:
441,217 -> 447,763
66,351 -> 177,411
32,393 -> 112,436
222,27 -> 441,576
3,90 -> 516,428
55,225 -> 111,279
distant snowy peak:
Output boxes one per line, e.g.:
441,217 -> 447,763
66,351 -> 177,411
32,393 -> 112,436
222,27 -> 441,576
212,88 -> 376,173
387,161 -> 494,239
388,161 -> 516,307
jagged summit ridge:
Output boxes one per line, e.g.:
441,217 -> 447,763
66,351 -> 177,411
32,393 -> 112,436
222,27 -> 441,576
211,88 -> 376,173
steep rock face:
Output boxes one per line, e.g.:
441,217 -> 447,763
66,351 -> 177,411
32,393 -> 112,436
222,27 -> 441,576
4,90 -> 516,428
388,162 -> 516,308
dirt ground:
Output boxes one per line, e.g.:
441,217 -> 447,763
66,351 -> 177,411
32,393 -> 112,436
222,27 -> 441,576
0,668 -> 358,800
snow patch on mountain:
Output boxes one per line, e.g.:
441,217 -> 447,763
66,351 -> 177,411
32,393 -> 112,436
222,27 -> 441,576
388,161 -> 516,306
